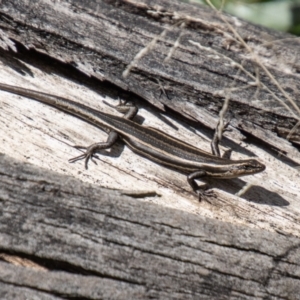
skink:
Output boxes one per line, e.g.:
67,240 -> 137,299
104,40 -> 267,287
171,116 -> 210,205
0,82 -> 265,197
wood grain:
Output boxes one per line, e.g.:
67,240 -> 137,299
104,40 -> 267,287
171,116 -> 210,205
1,153 -> 300,299
0,0 -> 300,298
0,0 -> 299,160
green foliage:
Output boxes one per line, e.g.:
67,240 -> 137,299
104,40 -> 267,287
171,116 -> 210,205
189,0 -> 300,36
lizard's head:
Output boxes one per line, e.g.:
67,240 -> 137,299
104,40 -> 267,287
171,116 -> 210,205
228,159 -> 266,178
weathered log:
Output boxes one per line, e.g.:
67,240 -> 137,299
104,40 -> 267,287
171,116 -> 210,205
0,0 -> 300,298
1,153 -> 300,299
0,0 -> 299,159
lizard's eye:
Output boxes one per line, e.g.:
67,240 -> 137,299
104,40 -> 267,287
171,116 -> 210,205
242,165 -> 250,170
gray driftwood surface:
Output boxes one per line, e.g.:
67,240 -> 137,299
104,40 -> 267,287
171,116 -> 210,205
0,0 -> 300,298
1,0 -> 300,160
1,153 -> 300,300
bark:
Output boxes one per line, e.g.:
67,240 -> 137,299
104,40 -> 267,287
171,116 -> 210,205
0,0 -> 300,298
0,0 -> 299,160
1,153 -> 300,299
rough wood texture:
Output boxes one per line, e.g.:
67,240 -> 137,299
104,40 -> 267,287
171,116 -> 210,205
1,153 -> 300,299
1,30 -> 300,239
0,0 -> 299,160
0,0 -> 300,298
